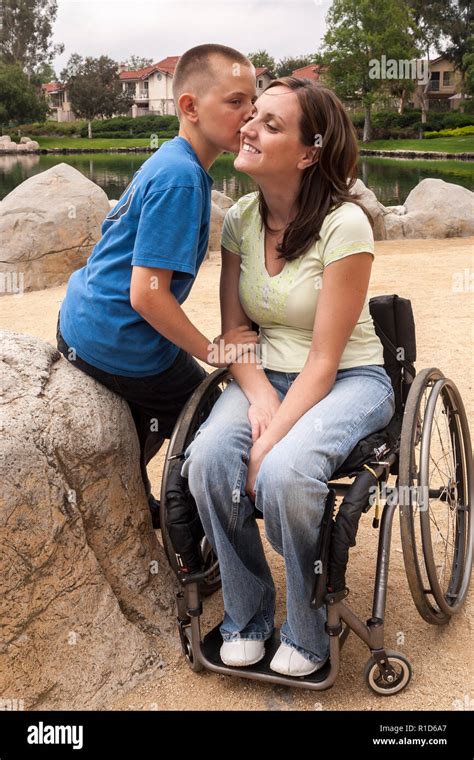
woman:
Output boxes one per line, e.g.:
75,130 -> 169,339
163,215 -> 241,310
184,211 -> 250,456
181,78 -> 395,677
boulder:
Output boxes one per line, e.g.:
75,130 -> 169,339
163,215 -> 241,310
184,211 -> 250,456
350,178 -> 387,240
0,163 -> 110,293
384,179 -> 474,239
209,201 -> 226,252
20,136 -> 32,144
385,205 -> 406,215
212,189 -> 234,210
0,135 -> 12,143
0,331 -> 178,709
24,140 -> 40,151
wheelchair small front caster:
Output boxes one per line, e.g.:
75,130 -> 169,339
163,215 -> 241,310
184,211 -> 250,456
364,650 -> 412,695
177,619 -> 204,673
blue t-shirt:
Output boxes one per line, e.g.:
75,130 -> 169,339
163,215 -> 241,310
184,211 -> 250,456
59,137 -> 213,377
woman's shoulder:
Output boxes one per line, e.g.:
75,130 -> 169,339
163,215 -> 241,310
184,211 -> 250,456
325,200 -> 370,224
319,200 -> 372,239
226,191 -> 259,219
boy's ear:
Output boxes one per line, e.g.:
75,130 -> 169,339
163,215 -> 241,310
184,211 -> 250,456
178,92 -> 199,123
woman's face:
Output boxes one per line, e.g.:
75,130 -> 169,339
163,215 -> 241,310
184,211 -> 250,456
235,86 -> 317,182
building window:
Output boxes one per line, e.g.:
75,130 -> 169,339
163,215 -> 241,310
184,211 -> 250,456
429,71 -> 440,91
442,71 -> 453,86
257,80 -> 263,88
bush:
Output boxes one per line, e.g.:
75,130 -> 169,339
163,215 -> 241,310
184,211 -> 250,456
3,120 -> 85,136
79,114 -> 179,137
351,108 -> 474,139
424,125 -> 474,138
350,113 -> 365,128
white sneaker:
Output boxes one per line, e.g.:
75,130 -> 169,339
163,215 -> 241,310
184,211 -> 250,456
269,642 -> 327,677
220,638 -> 266,667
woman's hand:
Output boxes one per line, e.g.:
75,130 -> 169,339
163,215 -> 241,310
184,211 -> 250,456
245,437 -> 274,501
247,391 -> 282,444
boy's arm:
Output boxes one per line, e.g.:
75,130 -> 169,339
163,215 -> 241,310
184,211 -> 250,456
130,265 -> 257,367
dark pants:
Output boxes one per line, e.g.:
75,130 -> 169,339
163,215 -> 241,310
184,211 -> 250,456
56,312 -> 207,500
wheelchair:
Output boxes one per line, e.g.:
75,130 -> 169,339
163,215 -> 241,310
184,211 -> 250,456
159,294 -> 473,695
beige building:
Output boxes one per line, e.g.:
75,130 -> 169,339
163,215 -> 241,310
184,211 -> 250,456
118,56 -> 179,116
413,55 -> 466,111
41,82 -> 76,122
119,60 -> 275,117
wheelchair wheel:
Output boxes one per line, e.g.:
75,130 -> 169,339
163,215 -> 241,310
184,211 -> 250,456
399,367 -> 473,625
364,651 -> 412,695
160,369 -> 230,597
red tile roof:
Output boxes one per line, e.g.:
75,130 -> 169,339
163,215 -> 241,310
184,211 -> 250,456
119,58 -> 274,82
118,57 -> 180,81
42,81 -> 65,93
292,64 -> 327,81
155,55 -> 180,74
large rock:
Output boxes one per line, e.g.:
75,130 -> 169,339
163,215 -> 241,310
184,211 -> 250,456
388,178 -> 474,239
0,163 -> 110,294
352,177 -> 473,240
212,189 -> 233,210
209,201 -> 226,252
0,331 -> 179,709
208,190 -> 234,253
350,179 -> 387,240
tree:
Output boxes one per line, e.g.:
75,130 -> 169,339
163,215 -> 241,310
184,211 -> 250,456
61,55 -> 133,138
442,1 -> 472,113
0,0 -> 64,73
464,43 -> 474,95
321,0 -> 420,141
32,62 -> 57,83
0,62 -> 49,124
275,56 -> 315,77
122,56 -> 154,71
407,0 -> 450,122
247,50 -> 276,75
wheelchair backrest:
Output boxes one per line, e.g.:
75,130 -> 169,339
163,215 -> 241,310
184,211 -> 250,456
368,294 -> 417,416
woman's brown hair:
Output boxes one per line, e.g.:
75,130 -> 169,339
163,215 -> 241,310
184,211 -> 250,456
258,77 -> 372,262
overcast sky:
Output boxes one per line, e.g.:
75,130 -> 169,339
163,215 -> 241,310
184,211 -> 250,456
53,0 -> 331,74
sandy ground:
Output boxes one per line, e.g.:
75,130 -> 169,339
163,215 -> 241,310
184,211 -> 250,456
1,237 -> 473,712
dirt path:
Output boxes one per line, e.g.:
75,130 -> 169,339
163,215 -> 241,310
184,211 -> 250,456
1,237 -> 472,711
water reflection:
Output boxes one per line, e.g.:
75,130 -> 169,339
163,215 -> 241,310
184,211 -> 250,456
1,152 -> 473,205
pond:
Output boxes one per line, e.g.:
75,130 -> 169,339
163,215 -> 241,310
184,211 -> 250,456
0,151 -> 473,205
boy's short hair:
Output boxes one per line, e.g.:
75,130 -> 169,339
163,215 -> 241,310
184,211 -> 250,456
173,44 -> 253,112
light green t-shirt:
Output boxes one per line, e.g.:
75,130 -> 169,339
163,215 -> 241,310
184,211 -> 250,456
221,192 -> 384,372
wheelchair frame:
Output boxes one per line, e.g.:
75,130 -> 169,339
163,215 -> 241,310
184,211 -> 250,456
159,297 -> 473,695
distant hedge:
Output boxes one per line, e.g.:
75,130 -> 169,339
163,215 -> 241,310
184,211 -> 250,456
424,125 -> 474,138
2,114 -> 180,138
79,115 -> 179,138
350,109 -> 474,139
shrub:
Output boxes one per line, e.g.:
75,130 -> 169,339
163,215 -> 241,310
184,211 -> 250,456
424,125 -> 474,138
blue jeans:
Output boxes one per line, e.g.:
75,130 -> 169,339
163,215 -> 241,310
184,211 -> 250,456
181,364 -> 395,665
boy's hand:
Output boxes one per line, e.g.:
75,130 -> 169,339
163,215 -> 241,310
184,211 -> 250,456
208,325 -> 259,368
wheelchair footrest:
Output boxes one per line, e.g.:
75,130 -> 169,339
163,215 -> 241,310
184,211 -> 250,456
201,625 -> 332,685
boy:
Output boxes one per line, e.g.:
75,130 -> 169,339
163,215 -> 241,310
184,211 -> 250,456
57,44 -> 258,527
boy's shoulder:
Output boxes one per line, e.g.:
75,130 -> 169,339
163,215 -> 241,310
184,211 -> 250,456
140,138 -> 206,196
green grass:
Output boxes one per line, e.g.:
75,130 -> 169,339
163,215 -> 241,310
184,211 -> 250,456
34,137 -> 170,149
360,136 -> 474,153
16,134 -> 474,156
